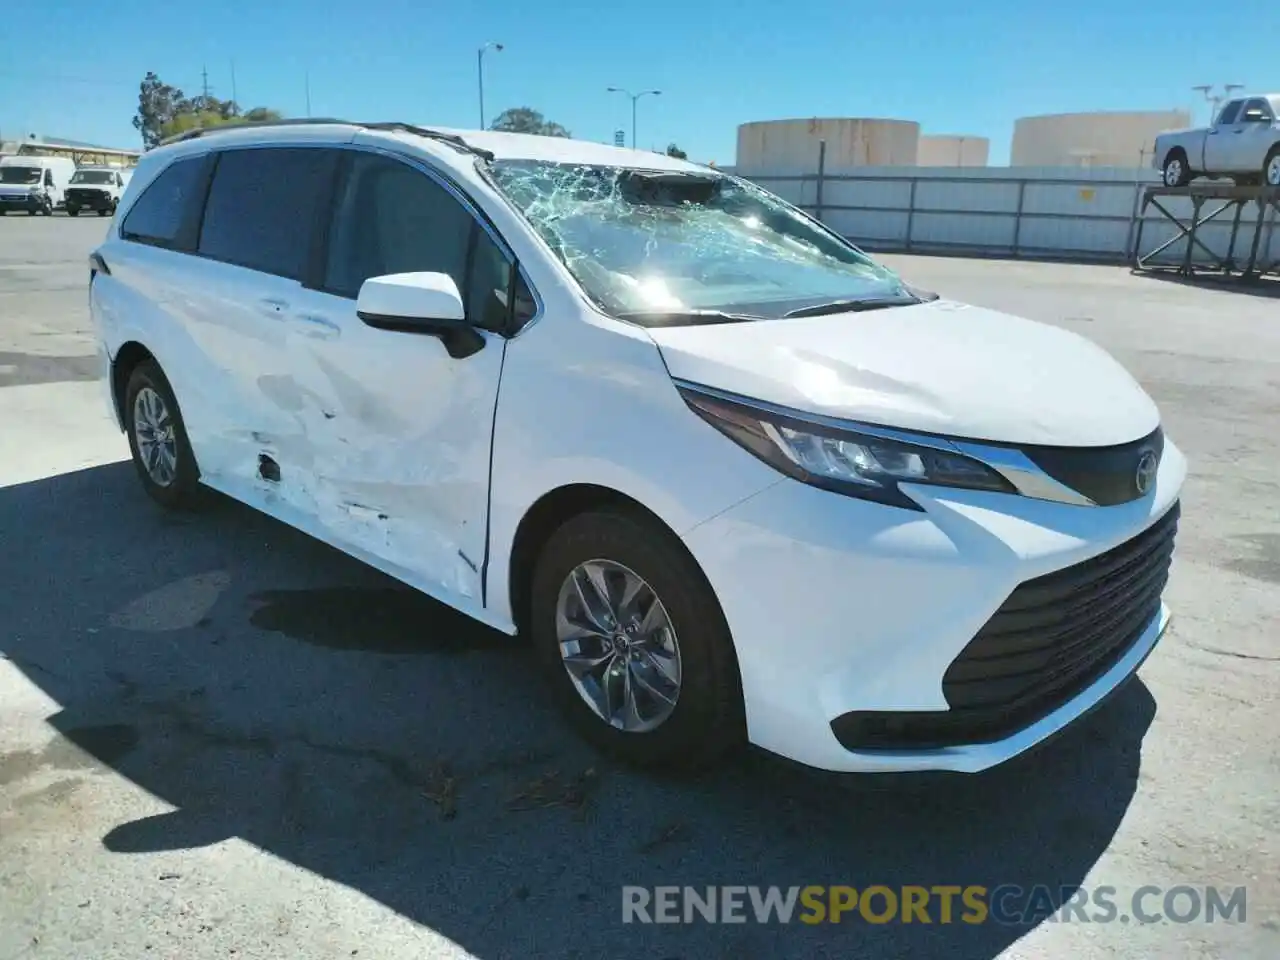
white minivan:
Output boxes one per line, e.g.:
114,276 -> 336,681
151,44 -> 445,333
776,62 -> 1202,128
89,120 -> 1184,774
0,155 -> 77,215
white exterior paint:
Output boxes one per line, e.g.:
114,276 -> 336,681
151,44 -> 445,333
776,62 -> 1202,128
917,135 -> 990,167
91,122 -> 1185,774
0,155 -> 76,212
1011,110 -> 1192,169
735,118 -> 920,175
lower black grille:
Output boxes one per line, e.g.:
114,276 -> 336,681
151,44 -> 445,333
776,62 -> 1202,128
67,189 -> 108,203
831,502 -> 1179,750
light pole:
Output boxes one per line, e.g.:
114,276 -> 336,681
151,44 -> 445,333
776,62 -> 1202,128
478,42 -> 504,129
607,87 -> 661,148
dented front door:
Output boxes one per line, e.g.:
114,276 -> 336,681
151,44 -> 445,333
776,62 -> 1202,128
280,148 -> 515,613
283,293 -> 505,610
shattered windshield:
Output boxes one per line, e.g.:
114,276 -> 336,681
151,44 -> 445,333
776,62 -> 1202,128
487,160 -> 909,324
0,167 -> 42,185
71,170 -> 116,184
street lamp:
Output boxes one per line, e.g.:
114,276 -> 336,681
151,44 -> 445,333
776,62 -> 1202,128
607,87 -> 661,148
478,42 -> 504,129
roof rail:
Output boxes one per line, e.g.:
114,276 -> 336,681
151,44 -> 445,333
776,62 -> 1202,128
156,118 -> 494,161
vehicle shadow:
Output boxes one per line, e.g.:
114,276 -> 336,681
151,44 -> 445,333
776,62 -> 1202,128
0,462 -> 1156,959
1129,267 -> 1280,299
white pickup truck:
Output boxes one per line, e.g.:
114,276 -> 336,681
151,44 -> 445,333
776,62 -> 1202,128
1153,94 -> 1280,188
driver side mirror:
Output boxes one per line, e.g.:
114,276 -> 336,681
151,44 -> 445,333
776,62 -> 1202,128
355,272 -> 485,359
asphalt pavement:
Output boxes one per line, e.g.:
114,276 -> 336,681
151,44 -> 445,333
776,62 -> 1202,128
1,215 -> 1277,959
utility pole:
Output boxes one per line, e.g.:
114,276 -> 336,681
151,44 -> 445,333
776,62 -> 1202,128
305,71 -> 312,118
201,65 -> 210,102
477,42 -> 504,129
606,87 -> 661,148
230,60 -> 238,110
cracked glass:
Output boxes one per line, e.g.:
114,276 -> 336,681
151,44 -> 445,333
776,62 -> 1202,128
487,160 -> 908,325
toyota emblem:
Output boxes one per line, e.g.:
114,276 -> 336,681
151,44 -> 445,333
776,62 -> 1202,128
1135,450 -> 1158,495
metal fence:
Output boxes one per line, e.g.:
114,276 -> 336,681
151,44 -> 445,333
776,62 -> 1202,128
742,165 -> 1280,269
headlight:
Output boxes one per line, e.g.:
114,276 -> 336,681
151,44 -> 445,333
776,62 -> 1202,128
679,386 -> 1014,509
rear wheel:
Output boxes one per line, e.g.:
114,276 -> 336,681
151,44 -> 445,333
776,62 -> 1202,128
66,206 -> 80,217
1265,147 -> 1280,188
529,507 -> 744,769
122,359 -> 202,509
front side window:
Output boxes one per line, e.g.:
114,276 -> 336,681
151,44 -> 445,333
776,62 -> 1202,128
488,161 -> 908,325
323,152 -> 525,332
1216,101 -> 1243,125
120,155 -> 208,248
71,170 -> 117,184
198,147 -> 336,279
0,167 -> 41,185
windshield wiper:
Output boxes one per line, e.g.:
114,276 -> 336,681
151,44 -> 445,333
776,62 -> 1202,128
782,295 -> 922,319
615,308 -> 765,327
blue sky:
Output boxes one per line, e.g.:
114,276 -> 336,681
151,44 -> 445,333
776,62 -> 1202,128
2,0 -> 1276,164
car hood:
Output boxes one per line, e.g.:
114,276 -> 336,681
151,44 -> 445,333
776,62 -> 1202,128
649,299 -> 1160,447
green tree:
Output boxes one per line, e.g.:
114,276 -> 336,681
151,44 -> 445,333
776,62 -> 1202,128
489,107 -> 570,138
665,143 -> 688,160
133,72 -> 187,149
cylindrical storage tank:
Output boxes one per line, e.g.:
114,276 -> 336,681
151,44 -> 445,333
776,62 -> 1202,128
917,135 -> 990,167
735,118 -> 920,176
1010,110 -> 1192,168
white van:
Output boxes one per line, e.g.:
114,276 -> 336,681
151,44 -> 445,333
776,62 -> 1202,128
66,166 -> 133,217
89,120 -> 1184,774
0,155 -> 77,215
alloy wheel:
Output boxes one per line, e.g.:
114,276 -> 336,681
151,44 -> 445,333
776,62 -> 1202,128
133,386 -> 179,487
555,559 -> 682,732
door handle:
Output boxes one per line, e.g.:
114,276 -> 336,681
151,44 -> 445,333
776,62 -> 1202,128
258,297 -> 289,318
292,314 -> 340,340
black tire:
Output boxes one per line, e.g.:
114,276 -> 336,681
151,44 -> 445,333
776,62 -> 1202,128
67,206 -> 80,217
122,359 -> 203,509
41,198 -> 53,216
1265,146 -> 1280,188
97,207 -> 110,217
529,507 -> 744,769
1163,150 -> 1191,188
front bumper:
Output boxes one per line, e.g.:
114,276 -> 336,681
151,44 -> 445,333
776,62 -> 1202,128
681,436 -> 1186,774
0,193 -> 43,211
67,190 -> 114,210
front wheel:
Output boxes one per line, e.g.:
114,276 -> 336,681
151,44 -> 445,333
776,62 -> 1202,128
1163,152 -> 1191,187
122,359 -> 203,509
1265,148 -> 1280,188
529,507 -> 744,769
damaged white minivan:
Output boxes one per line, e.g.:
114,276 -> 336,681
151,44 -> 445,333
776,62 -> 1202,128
90,120 -> 1184,774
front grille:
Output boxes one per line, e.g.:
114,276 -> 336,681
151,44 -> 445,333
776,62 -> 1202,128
1022,427 -> 1164,506
831,501 -> 1179,751
67,188 -> 107,202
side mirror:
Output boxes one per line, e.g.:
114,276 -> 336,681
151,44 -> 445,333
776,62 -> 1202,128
355,272 -> 485,359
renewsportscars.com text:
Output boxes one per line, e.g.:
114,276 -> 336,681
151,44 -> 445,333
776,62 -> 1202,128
621,885 -> 1247,925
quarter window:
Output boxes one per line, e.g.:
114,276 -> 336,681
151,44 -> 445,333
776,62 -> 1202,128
198,147 -> 336,279
120,155 -> 208,249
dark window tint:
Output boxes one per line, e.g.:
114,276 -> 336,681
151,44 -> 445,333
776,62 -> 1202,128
120,155 -> 207,248
1242,98 -> 1272,122
1216,101 -> 1242,125
325,154 -> 475,297
198,147 -> 336,279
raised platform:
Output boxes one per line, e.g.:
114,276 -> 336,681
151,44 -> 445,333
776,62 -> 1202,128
1132,182 -> 1280,279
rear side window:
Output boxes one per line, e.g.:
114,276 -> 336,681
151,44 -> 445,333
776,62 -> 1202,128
120,155 -> 207,249
198,147 -> 336,280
